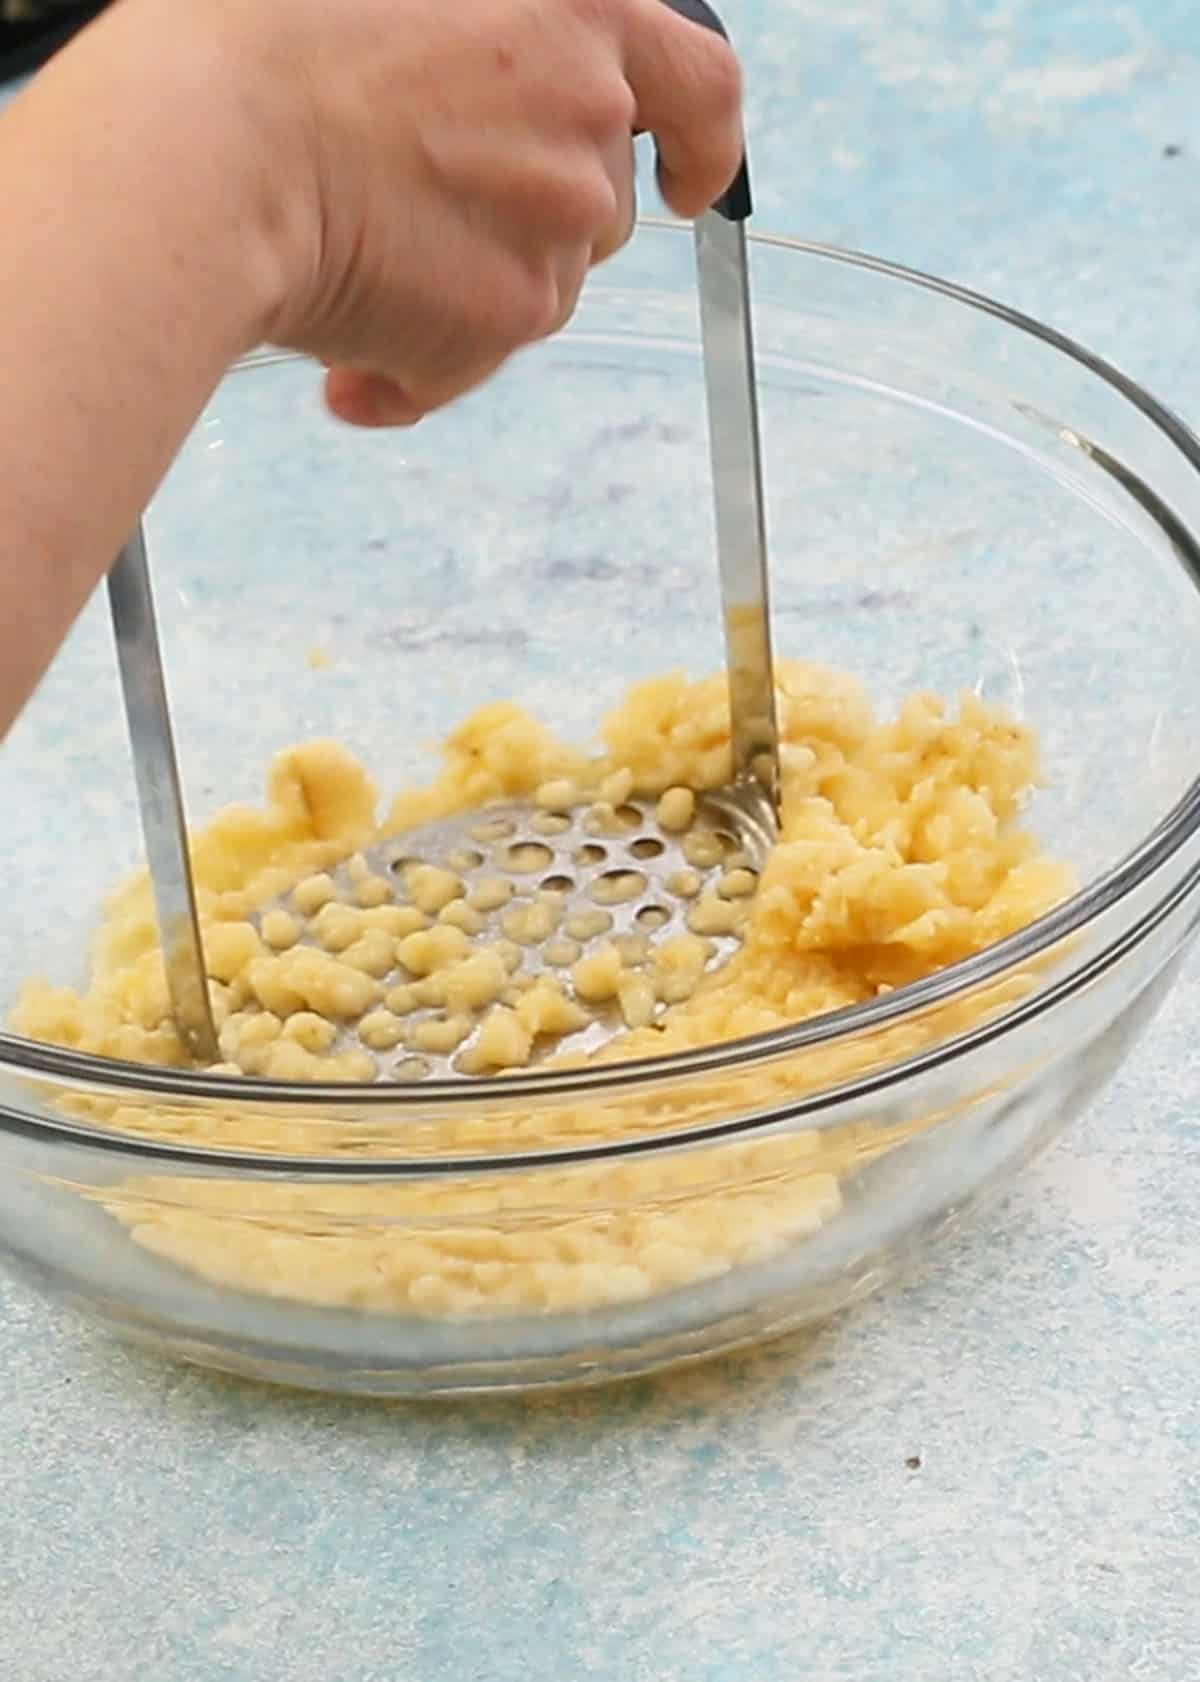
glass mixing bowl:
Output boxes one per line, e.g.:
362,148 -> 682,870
3,223 -> 1200,1396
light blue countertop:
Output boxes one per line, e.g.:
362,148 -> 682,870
2,3 -> 1199,1677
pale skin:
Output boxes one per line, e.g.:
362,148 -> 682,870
0,0 -> 742,736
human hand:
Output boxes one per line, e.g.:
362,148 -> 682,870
219,0 -> 743,425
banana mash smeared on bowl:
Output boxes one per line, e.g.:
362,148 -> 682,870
12,660 -> 1072,1321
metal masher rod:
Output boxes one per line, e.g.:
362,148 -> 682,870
693,208 -> 780,818
659,0 -> 781,822
108,523 -> 218,1063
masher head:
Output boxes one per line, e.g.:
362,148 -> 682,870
241,788 -> 774,1080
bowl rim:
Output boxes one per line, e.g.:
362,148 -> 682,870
5,222 -> 1200,1145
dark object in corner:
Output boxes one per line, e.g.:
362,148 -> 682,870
1163,144 -> 1183,159
0,0 -> 110,83
905,1454 -> 922,1471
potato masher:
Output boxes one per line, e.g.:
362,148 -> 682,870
107,0 -> 780,1075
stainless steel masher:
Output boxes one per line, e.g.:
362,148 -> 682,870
107,0 -> 780,1075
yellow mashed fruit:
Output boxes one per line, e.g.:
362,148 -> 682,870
12,660 -> 1072,1321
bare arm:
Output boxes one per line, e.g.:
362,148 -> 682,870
0,0 -> 742,736
0,2 -> 281,730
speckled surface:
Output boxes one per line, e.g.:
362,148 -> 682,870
3,3 -> 1200,1676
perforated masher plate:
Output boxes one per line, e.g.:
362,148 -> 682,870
248,791 -> 773,1079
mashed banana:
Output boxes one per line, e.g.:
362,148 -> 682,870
12,660 -> 1072,1320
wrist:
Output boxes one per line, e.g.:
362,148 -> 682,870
49,0 -> 309,358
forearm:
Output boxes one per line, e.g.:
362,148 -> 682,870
0,1 -> 285,734
0,0 -> 742,738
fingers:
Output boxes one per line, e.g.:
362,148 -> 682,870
318,0 -> 731,432
326,134 -> 631,429
621,0 -> 743,218
324,247 -> 585,428
324,368 -> 424,428
591,132 -> 637,264
324,340 -> 519,426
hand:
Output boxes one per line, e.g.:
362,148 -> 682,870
224,0 -> 743,426
0,0 -> 741,731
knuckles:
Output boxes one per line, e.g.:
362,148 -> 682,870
536,163 -> 621,244
697,38 -> 742,124
467,256 -> 565,349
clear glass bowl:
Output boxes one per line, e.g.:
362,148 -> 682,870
3,223 -> 1200,1396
